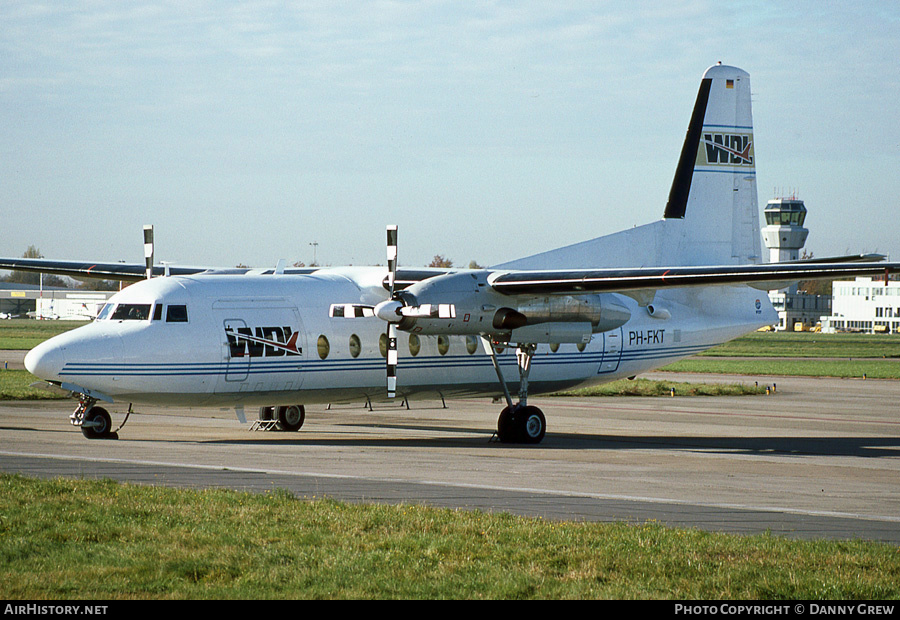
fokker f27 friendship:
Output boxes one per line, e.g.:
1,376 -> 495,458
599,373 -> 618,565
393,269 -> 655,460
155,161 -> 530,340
4,64 -> 898,443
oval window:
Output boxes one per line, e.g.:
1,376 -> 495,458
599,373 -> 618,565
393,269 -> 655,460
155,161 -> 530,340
317,335 -> 330,360
349,334 -> 361,358
379,333 -> 388,358
408,334 -> 421,357
577,342 -> 587,352
549,342 -> 560,353
437,335 -> 450,356
465,335 -> 478,355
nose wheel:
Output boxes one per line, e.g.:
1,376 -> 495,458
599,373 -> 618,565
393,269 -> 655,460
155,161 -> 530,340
72,397 -> 118,439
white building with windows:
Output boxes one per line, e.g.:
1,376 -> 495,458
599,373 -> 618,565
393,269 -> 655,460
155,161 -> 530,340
821,277 -> 900,333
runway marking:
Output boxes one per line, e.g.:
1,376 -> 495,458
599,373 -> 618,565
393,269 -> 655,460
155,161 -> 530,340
3,449 -> 899,525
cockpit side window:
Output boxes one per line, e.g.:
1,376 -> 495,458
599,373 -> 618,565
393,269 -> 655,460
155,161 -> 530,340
110,304 -> 152,321
152,304 -> 163,321
166,305 -> 188,323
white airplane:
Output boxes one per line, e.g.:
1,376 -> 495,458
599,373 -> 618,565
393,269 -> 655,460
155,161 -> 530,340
4,63 -> 898,442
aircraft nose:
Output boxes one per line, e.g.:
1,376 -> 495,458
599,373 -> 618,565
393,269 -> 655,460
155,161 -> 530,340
25,326 -> 124,382
24,339 -> 67,380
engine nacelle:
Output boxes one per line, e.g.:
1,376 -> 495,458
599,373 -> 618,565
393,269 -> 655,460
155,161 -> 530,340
395,271 -> 631,342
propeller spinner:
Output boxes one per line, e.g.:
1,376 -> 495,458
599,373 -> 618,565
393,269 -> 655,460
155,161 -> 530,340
329,225 -> 458,399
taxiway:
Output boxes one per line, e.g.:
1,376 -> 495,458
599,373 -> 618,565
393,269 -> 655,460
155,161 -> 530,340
1,372 -> 898,543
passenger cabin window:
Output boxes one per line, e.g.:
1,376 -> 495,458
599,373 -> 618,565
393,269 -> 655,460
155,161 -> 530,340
110,304 -> 151,321
408,334 -> 421,356
166,305 -> 188,323
465,335 -> 478,355
317,335 -> 330,360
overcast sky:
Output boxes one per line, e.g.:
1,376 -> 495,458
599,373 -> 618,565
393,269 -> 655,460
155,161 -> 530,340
2,1 -> 898,271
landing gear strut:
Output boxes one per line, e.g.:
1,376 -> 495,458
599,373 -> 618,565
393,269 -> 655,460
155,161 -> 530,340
485,340 -> 546,444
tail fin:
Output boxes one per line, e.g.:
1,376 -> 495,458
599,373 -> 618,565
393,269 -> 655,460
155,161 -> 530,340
664,63 -> 761,265
496,64 -> 761,270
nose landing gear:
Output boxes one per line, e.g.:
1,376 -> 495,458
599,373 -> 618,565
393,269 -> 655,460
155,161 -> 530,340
72,396 -> 118,439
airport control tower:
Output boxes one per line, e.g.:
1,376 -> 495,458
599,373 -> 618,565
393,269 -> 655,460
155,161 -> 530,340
762,196 -> 809,265
762,197 -> 809,297
761,196 -> 829,330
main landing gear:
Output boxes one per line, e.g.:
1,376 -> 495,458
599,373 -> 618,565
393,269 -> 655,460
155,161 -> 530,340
251,405 -> 306,432
485,341 -> 546,444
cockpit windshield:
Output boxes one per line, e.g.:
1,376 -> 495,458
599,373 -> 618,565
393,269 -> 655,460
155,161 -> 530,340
96,302 -> 188,322
109,304 -> 152,321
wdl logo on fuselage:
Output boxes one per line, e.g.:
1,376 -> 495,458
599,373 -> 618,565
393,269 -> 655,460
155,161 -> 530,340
225,326 -> 301,358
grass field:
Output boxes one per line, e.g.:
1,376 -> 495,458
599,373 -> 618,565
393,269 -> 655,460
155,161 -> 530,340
555,377 -> 767,397
0,370 -> 64,400
662,358 -> 900,379
0,319 -> 89,350
2,474 -> 898,600
662,331 -> 900,378
698,331 -> 900,359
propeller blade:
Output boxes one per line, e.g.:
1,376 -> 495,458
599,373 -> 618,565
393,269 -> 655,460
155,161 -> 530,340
384,225 -> 401,398
386,225 -> 398,296
386,324 -> 398,398
329,304 -> 376,318
400,303 -> 457,319
143,225 -> 154,279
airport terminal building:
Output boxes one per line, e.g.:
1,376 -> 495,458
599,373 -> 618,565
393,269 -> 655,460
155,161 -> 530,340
820,277 -> 900,334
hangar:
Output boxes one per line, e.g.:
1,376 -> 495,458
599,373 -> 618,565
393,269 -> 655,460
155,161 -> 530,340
0,282 -> 114,320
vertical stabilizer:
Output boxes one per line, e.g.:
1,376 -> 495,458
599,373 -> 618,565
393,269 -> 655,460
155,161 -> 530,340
664,63 -> 761,265
495,64 -> 762,271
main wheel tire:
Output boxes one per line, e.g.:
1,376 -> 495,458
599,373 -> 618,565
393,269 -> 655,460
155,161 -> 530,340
518,405 -> 546,444
497,406 -> 516,443
496,405 -> 546,444
81,406 -> 113,439
277,405 -> 305,432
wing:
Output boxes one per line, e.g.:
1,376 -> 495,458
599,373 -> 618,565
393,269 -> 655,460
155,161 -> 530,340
0,258 -> 210,283
487,258 -> 900,295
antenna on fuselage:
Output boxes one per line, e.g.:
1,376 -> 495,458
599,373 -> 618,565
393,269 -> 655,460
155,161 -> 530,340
143,225 -> 154,279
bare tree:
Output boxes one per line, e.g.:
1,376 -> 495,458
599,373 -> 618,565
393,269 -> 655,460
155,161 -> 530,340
428,255 -> 453,268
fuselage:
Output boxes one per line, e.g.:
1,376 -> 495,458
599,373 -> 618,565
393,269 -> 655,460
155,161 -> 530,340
25,266 -> 777,408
